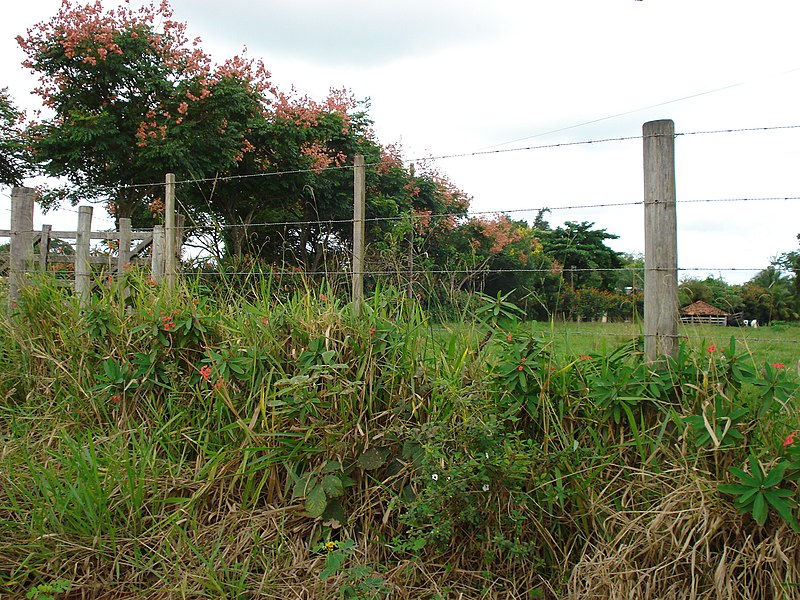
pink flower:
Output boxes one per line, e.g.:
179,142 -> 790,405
706,344 -> 717,354
199,365 -> 212,382
580,354 -> 591,361
784,431 -> 797,447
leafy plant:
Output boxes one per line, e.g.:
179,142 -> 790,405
25,579 -> 71,600
474,290 -> 525,328
684,396 -> 749,448
718,455 -> 799,529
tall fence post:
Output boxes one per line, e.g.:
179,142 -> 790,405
352,154 -> 366,314
75,205 -> 93,307
152,225 -> 165,283
643,119 -> 679,363
165,173 -> 176,291
117,217 -> 132,273
39,225 -> 52,273
8,187 -> 35,309
407,162 -> 415,299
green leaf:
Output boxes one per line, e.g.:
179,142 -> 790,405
763,461 -> 789,488
718,483 -> 754,496
765,491 -> 798,528
359,447 -> 389,471
305,483 -> 328,518
730,466 -> 760,488
752,492 -> 768,526
320,550 -> 346,580
321,498 -> 346,527
321,474 -> 344,498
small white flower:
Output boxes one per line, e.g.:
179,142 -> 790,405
482,484 -> 490,492
431,473 -> 438,481
485,452 -> 490,459
446,476 -> 451,481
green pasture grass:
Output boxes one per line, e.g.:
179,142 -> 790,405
518,320 -> 800,375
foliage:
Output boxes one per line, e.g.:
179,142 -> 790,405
0,88 -> 29,186
2,275 -> 800,598
718,455 -> 799,529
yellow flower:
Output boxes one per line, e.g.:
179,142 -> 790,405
324,541 -> 339,552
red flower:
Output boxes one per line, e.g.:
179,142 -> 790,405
772,363 -> 786,369
518,365 -> 524,371
580,354 -> 591,361
706,344 -> 717,354
199,365 -> 212,382
784,431 -> 797,447
110,394 -> 122,404
506,335 -> 513,342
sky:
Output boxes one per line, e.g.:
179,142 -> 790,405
2,0 -> 800,284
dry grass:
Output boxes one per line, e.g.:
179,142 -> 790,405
570,465 -> 800,599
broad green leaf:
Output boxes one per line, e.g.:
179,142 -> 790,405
320,550 -> 346,580
763,462 -> 789,488
359,447 -> 389,471
305,483 -> 327,518
752,492 -> 768,526
321,475 -> 344,498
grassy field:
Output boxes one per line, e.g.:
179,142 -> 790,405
521,320 -> 800,373
2,276 -> 800,599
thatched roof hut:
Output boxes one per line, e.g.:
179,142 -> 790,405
680,300 -> 730,325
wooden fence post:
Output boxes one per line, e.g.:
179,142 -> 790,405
151,225 -> 165,283
165,173 -> 176,291
75,205 -> 93,307
643,119 -> 679,363
407,162 -> 415,299
117,217 -> 132,273
39,225 -> 52,272
8,187 -> 35,309
352,154 -> 366,314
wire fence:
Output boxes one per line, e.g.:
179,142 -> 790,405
1,122 -> 798,350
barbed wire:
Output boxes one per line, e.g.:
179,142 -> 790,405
172,194 -> 799,233
28,122 -> 798,194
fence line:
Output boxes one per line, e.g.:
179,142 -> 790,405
2,120 -> 798,358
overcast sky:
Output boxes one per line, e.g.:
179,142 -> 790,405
2,0 -> 800,284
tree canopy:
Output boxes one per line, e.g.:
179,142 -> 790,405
0,88 -> 29,186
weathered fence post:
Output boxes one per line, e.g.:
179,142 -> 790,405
152,225 -> 165,283
643,119 -> 679,363
75,205 -> 93,307
8,187 -> 35,309
352,154 -> 366,314
39,225 -> 52,272
165,173 -> 177,291
407,162 -> 415,299
117,217 -> 132,273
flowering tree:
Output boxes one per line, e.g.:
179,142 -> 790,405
18,0 -> 270,223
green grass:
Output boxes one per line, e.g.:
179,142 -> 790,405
518,320 -> 800,372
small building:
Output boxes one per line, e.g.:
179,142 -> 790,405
680,300 -> 730,326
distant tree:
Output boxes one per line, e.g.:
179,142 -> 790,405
0,88 -> 29,186
741,267 -> 798,323
538,221 -> 623,290
678,276 -> 743,314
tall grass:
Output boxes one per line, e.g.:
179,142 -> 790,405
1,272 -> 799,599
